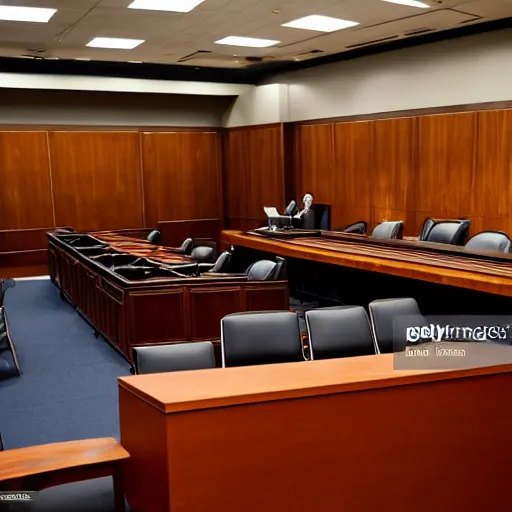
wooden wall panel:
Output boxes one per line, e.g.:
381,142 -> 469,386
373,117 -> 418,235
333,121 -> 373,229
294,124 -> 335,206
224,125 -> 284,228
417,113 -> 476,218
49,131 -> 143,232
142,132 -> 222,227
472,110 -> 512,233
0,132 -> 54,231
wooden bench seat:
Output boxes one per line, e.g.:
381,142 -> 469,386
0,437 -> 129,511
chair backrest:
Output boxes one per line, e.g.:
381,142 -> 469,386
245,260 -> 278,281
371,221 -> 404,240
221,311 -> 304,367
191,246 -> 216,263
465,231 -> 512,253
425,220 -> 470,246
180,238 -> 193,254
305,306 -> 376,360
132,342 -> 216,374
208,251 -> 232,273
341,221 -> 367,235
419,217 -> 436,241
146,229 -> 161,245
368,298 -> 426,353
0,279 -> 15,308
273,256 -> 287,280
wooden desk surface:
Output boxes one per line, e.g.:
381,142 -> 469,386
222,229 -> 512,296
118,352 -> 512,414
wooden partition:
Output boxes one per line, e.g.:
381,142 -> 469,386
0,127 -> 222,274
223,124 -> 285,231
290,108 -> 512,236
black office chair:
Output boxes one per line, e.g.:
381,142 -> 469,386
305,306 -> 376,360
465,231 -> 512,253
419,217 -> 436,241
190,246 -> 216,263
369,298 -> 426,354
423,220 -> 471,246
0,279 -> 20,378
221,311 -> 304,367
245,260 -> 278,281
180,238 -> 193,254
371,221 -> 404,240
146,230 -> 161,245
199,250 -> 232,274
132,342 -> 216,374
336,221 -> 367,235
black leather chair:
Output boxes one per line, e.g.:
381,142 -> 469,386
423,220 -> 470,246
190,246 -> 216,263
199,250 -> 232,274
305,306 -> 376,360
273,256 -> 287,280
0,279 -> 20,378
465,231 -> 512,253
371,221 -> 404,240
336,221 -> 367,234
180,238 -> 193,254
369,298 -> 426,353
245,260 -> 278,281
132,342 -> 216,374
221,311 -> 304,367
146,229 -> 161,245
419,217 -> 436,241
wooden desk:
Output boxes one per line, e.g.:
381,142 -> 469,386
119,354 -> 512,511
222,230 -> 512,296
47,231 -> 288,361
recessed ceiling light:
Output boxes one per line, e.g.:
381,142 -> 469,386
128,60 -> 143,63
381,0 -> 430,8
86,37 -> 145,50
215,36 -> 280,48
75,57 -> 91,61
0,6 -> 57,23
282,15 -> 359,32
128,0 -> 205,12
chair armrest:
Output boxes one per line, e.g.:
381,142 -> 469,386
198,263 -> 216,273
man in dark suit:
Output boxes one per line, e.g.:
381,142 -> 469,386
298,192 -> 316,229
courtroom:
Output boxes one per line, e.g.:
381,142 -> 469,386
0,1 -> 512,511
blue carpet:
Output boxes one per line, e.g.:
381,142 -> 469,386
0,279 -> 130,449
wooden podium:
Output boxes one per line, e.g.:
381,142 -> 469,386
118,354 -> 512,511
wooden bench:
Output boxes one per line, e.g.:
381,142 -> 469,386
0,437 -> 129,511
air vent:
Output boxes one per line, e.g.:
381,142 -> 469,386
346,35 -> 399,49
404,27 -> 435,36
178,50 -> 212,62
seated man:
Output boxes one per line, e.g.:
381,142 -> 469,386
296,193 -> 316,229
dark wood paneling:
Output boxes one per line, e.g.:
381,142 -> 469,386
373,117 -> 417,235
333,121 -> 373,229
294,124 -> 335,206
142,132 -> 223,227
0,132 -> 54,231
417,113 -> 476,219
158,219 -> 221,248
224,125 -> 285,228
49,131 -> 144,231
0,227 -> 58,252
473,110 -> 512,233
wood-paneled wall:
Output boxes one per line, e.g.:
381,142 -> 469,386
291,109 -> 512,236
0,128 -> 222,269
224,124 -> 285,231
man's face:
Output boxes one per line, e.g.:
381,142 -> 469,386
303,194 -> 313,209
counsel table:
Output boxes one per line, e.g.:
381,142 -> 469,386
222,229 -> 512,296
119,352 -> 512,512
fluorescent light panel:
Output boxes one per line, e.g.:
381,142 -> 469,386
215,36 -> 279,48
0,6 -> 56,23
128,0 -> 205,13
381,0 -> 430,8
87,37 -> 145,49
282,15 -> 359,32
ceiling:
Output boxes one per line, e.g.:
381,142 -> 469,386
0,0 -> 510,75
